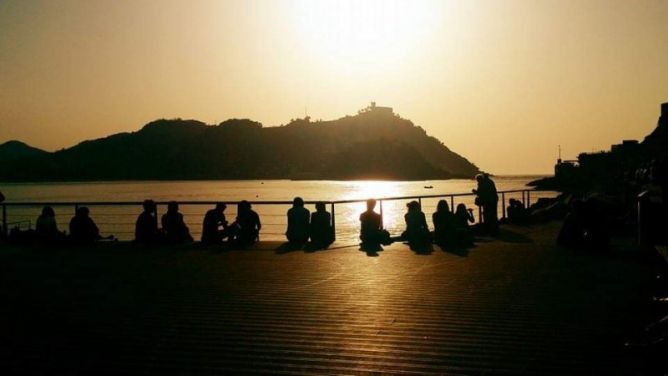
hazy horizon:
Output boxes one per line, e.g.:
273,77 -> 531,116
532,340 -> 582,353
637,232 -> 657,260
2,0 -> 667,175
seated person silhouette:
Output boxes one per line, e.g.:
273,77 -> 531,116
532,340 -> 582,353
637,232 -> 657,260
162,201 -> 193,244
135,199 -> 159,244
286,197 -> 310,245
506,198 -> 529,224
310,202 -> 334,249
36,206 -> 66,242
453,203 -> 475,246
401,200 -> 431,249
69,207 -> 109,243
432,200 -> 456,246
201,203 -> 235,244
233,200 -> 261,247
359,199 -> 391,249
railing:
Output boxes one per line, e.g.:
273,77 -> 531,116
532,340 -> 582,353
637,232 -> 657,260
1,189 -> 539,241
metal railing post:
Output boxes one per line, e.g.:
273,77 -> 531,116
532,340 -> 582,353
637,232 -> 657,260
478,206 -> 483,223
449,195 -> 454,211
418,197 -> 422,208
2,205 -> 7,237
379,200 -> 384,229
330,203 -> 336,241
501,192 -> 506,219
521,191 -> 526,207
526,190 -> 531,207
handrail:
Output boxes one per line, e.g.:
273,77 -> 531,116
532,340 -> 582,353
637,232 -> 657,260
1,188 -> 536,239
0,189 -> 534,206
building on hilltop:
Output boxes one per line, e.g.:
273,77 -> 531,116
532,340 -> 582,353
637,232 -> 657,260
358,102 -> 394,116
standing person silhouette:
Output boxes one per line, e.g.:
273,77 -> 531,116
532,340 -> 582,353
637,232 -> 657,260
473,174 -> 499,235
310,202 -> 334,249
286,197 -> 310,245
359,199 -> 391,249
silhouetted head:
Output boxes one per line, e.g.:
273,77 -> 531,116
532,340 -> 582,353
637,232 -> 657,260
406,200 -> 420,212
143,199 -> 156,212
239,200 -> 251,212
42,206 -> 55,217
456,204 -> 467,215
293,197 -> 304,207
215,203 -> 227,212
76,207 -> 90,217
366,199 -> 376,211
167,201 -> 178,213
475,174 -> 484,183
315,202 -> 326,212
437,200 -> 449,213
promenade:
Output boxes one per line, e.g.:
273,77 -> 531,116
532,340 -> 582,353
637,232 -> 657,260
0,222 -> 654,375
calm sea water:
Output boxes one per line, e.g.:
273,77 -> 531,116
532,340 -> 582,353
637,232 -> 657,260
0,177 -> 555,242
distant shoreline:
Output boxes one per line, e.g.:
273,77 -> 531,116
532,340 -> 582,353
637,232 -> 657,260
0,175 -> 552,186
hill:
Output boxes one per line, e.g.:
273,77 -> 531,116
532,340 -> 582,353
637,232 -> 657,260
0,105 -> 480,181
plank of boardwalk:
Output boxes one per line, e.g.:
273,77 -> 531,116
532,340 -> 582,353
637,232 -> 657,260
0,223 -> 653,375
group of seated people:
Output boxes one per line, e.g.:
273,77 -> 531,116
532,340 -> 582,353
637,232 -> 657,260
23,197 -> 478,249
200,201 -> 262,247
33,205 -> 114,243
359,198 -> 476,250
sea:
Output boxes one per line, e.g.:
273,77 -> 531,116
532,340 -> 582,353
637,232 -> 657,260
0,176 -> 557,242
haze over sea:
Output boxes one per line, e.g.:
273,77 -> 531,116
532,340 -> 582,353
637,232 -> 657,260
1,176 -> 555,242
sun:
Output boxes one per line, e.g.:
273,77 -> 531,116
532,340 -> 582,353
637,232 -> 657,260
290,0 -> 441,68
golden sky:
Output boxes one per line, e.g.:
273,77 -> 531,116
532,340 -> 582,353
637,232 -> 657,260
1,0 -> 667,174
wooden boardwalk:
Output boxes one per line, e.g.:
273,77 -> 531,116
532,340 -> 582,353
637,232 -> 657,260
0,223 -> 654,375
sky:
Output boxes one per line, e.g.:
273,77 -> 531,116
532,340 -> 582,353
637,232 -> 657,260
1,0 -> 667,175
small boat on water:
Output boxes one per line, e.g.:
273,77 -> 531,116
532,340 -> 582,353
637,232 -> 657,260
424,185 -> 433,189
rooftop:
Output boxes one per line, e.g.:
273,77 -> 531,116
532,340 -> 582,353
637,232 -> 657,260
0,222 -> 653,374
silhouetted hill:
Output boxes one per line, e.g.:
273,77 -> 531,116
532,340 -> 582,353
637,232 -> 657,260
0,140 -> 47,160
0,106 -> 480,181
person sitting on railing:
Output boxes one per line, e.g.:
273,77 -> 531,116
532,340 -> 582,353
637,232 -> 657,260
69,207 -> 110,243
36,206 -> 66,242
233,200 -> 261,247
401,200 -> 431,249
286,197 -> 310,245
162,201 -> 193,244
432,200 -> 456,246
135,200 -> 159,244
473,173 -> 499,235
359,199 -> 391,248
454,203 -> 475,245
310,202 -> 333,249
201,203 -> 235,244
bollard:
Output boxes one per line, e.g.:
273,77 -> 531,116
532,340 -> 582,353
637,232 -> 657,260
2,205 -> 6,237
330,203 -> 336,241
501,192 -> 506,219
379,200 -> 384,229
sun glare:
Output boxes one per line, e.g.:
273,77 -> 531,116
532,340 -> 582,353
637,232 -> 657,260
290,0 -> 441,72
